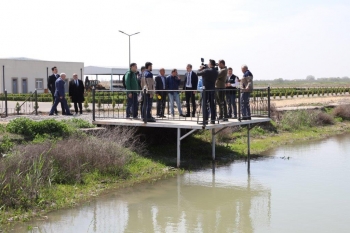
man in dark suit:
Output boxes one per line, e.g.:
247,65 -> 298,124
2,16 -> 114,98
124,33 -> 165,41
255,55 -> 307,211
183,64 -> 198,117
48,66 -> 66,115
155,68 -> 167,117
49,73 -> 73,116
69,73 -> 85,115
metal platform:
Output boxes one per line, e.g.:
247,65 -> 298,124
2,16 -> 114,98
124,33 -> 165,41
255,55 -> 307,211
93,117 -> 271,168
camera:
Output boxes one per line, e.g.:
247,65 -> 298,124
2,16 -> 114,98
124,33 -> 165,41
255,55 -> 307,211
201,58 -> 218,70
201,58 -> 208,69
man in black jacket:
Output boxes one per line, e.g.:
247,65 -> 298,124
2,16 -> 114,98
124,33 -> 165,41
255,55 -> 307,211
197,59 -> 218,124
48,66 -> 66,115
155,68 -> 167,117
183,64 -> 198,117
69,73 -> 85,115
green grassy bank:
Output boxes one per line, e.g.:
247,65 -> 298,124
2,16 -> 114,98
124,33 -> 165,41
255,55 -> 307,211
1,104 -> 350,226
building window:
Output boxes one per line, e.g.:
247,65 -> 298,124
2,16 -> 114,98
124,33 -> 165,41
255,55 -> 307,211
35,79 -> 44,89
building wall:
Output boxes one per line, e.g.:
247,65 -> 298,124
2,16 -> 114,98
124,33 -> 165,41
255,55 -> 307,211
0,59 -> 84,94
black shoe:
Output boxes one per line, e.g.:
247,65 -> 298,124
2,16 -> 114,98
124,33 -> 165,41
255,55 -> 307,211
192,114 -> 195,117
66,113 -> 74,116
132,117 -> 139,120
180,114 -> 186,117
49,113 -> 54,116
185,114 -> 190,117
210,121 -> 215,124
147,118 -> 156,122
242,117 -> 251,120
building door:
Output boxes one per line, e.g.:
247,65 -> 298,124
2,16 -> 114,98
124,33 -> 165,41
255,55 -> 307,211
22,79 -> 28,93
12,78 -> 18,94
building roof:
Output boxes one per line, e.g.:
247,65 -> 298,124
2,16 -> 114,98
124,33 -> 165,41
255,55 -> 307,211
1,57 -> 42,61
84,65 -> 188,76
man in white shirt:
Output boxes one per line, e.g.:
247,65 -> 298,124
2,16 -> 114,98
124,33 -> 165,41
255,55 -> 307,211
183,64 -> 198,117
225,67 -> 240,118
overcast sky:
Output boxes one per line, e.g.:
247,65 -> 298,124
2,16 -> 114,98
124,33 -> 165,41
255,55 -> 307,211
0,0 -> 349,80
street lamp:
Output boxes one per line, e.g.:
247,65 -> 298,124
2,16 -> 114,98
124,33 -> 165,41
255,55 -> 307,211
119,30 -> 140,66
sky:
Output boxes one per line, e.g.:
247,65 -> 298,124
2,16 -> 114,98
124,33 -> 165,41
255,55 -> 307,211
0,0 -> 349,80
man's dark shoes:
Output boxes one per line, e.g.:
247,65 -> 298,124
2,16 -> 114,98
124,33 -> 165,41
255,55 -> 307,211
242,117 -> 251,120
180,114 -> 186,117
147,118 -> 156,122
66,113 -> 74,116
185,113 -> 190,117
210,121 -> 216,124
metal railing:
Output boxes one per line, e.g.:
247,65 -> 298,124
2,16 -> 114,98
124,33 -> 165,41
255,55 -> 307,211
0,90 -> 39,117
92,87 -> 271,124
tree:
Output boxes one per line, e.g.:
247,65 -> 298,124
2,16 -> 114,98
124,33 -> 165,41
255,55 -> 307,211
306,75 -> 315,81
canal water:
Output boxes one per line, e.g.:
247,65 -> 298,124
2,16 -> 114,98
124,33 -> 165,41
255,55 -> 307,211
8,134 -> 350,233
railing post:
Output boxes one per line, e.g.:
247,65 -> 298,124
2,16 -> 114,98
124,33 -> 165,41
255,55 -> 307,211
92,86 -> 95,121
238,88 -> 241,121
5,89 -> 8,117
35,89 -> 38,115
202,87 -> 206,126
267,86 -> 271,118
143,88 -> 147,124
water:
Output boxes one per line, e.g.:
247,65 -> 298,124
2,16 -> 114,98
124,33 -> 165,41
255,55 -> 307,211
8,134 -> 350,233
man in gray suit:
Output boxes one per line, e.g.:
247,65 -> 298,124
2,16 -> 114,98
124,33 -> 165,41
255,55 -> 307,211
49,73 -> 73,116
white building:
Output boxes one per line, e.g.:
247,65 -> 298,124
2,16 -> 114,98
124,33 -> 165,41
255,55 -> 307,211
0,58 -> 84,94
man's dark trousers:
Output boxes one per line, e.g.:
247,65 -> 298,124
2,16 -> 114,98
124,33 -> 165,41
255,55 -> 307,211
50,97 -> 70,115
240,92 -> 251,117
185,91 -> 196,116
156,92 -> 166,116
73,102 -> 83,114
226,90 -> 237,117
51,92 -> 66,115
203,90 -> 216,123
216,89 -> 228,118
143,94 -> 153,119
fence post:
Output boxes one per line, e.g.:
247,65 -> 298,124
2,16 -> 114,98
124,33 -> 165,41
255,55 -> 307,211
267,86 -> 271,118
92,86 -> 95,121
35,89 -> 38,115
2,65 -> 5,93
143,88 -> 147,124
238,88 -> 241,122
202,87 -> 206,126
5,89 -> 8,117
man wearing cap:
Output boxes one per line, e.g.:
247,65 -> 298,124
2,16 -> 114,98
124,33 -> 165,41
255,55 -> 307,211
141,62 -> 156,122
197,59 -> 218,124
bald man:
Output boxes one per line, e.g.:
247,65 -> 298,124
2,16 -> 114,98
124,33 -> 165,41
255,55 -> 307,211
49,73 -> 73,116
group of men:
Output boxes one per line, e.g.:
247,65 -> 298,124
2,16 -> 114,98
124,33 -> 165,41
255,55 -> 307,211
125,59 -> 253,124
48,66 -> 85,116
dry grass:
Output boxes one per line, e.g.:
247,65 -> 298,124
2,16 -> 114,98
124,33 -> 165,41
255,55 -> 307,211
333,104 -> 350,120
0,127 -> 144,209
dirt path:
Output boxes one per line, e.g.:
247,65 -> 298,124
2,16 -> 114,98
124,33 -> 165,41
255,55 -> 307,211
271,95 -> 350,108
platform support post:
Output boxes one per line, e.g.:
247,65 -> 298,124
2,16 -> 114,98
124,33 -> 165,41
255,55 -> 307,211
177,128 -> 181,167
212,129 -> 216,160
247,124 -> 251,173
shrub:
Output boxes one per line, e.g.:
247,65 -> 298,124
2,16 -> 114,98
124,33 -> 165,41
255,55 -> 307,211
333,105 -> 350,120
315,112 -> 334,125
0,127 -> 142,209
280,110 -> 316,131
6,118 -> 74,138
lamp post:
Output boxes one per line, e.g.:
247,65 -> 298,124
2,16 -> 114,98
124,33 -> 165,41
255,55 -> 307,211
119,30 -> 140,66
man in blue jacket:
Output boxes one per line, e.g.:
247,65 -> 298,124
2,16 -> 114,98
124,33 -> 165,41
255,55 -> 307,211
49,73 -> 73,116
166,69 -> 185,117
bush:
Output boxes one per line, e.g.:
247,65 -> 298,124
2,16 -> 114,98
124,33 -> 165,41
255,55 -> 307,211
315,112 -> 334,125
0,127 -> 142,209
6,118 -> 74,138
333,105 -> 350,120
